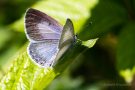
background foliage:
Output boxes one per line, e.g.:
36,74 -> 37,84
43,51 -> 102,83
0,0 -> 135,90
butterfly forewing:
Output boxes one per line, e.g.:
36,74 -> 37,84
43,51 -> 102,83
25,8 -> 63,42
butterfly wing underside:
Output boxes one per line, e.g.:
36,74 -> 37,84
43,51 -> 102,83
25,8 -> 63,42
54,19 -> 76,63
59,19 -> 75,48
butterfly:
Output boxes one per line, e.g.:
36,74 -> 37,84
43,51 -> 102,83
25,8 -> 76,67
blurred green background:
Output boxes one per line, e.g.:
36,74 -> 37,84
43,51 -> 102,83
0,0 -> 135,90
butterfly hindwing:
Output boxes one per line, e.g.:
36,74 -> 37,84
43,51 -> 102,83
25,8 -> 63,42
28,40 -> 59,67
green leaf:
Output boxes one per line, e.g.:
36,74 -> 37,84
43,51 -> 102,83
82,38 -> 98,48
0,0 -> 98,89
11,0 -> 98,34
0,45 -> 59,90
0,28 -> 25,70
0,39 -> 88,89
0,28 -> 12,50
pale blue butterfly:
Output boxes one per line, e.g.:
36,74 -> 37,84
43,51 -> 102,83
25,8 -> 76,67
